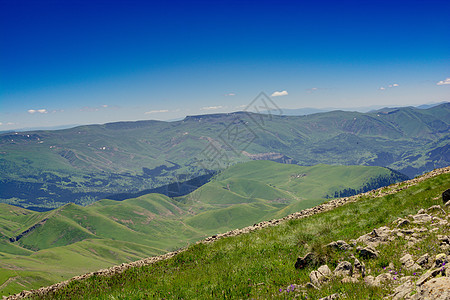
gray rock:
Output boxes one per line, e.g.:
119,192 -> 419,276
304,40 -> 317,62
334,261 -> 353,277
391,278 -> 414,300
295,252 -> 316,269
356,246 -> 379,259
365,273 -> 393,287
326,240 -> 351,251
396,218 -> 411,227
443,189 -> 450,205
416,253 -> 429,267
435,253 -> 448,268
310,265 -> 332,286
427,205 -> 442,212
305,282 -> 319,290
411,277 -> 450,300
400,253 -> 422,271
416,268 -> 442,286
354,258 -> 366,277
319,293 -> 339,300
412,213 -> 432,224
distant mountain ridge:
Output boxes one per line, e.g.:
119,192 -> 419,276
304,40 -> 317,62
0,103 -> 448,209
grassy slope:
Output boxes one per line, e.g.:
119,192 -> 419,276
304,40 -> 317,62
1,104 -> 449,209
0,162 -> 404,296
39,171 -> 450,300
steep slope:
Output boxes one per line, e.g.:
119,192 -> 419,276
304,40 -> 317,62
0,103 -> 448,209
0,162 -> 407,296
8,166 -> 449,300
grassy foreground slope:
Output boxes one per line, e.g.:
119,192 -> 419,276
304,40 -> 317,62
31,168 -> 450,300
0,162 -> 406,296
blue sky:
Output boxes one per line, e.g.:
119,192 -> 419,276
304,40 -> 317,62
0,0 -> 449,130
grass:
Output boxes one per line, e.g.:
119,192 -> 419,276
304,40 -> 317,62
0,162 -> 413,296
33,170 -> 449,299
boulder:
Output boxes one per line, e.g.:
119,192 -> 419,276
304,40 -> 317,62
435,253 -> 448,268
295,252 -> 316,269
412,213 -> 432,224
326,240 -> 351,251
416,253 -> 429,267
309,264 -> 332,286
443,189 -> 450,205
353,258 -> 366,277
400,253 -> 421,271
356,246 -> 379,259
334,261 -> 353,277
365,273 -> 393,287
412,277 -> 450,300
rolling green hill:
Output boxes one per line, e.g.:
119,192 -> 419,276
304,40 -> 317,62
0,162 -> 407,296
0,103 -> 448,209
11,166 -> 450,299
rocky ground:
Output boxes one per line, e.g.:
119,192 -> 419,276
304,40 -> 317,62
290,202 -> 450,299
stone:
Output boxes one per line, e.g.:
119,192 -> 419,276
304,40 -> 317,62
356,226 -> 392,247
353,258 -> 366,277
390,278 -> 414,300
295,252 -> 316,269
366,273 -> 393,287
427,205 -> 442,212
396,218 -> 410,227
356,246 -> 379,259
435,253 -> 448,268
416,268 -> 442,286
412,213 -> 432,224
412,277 -> 450,300
443,189 -> 450,205
334,261 -> 353,277
326,240 -> 351,251
400,253 -> 422,271
309,265 -> 332,286
319,293 -> 339,300
341,277 -> 358,283
305,282 -> 319,290
416,253 -> 429,267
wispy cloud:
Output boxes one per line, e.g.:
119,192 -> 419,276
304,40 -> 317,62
144,109 -> 169,114
0,122 -> 2,126
271,90 -> 288,97
201,106 -> 224,110
306,87 -> 319,93
28,109 -> 48,114
224,93 -> 236,96
437,78 -> 450,85
379,83 -> 399,90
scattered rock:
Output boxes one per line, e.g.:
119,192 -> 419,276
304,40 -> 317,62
416,253 -> 429,267
396,218 -> 410,227
427,205 -> 442,213
305,282 -> 319,290
356,226 -> 393,247
326,240 -> 351,251
295,252 -> 316,269
319,293 -> 339,300
412,213 -> 432,224
390,278 -> 414,300
334,261 -> 353,277
310,265 -> 332,286
435,253 -> 448,268
353,258 -> 366,277
416,268 -> 442,286
443,189 -> 450,205
356,246 -> 379,259
400,254 -> 421,271
365,273 -> 393,287
412,277 -> 450,300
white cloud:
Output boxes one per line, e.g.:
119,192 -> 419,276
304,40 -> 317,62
379,87 -> 386,90
392,83 -> 399,87
225,93 -> 236,96
144,109 -> 169,114
271,90 -> 288,97
28,109 -> 47,114
102,104 -> 108,108
306,87 -> 318,93
0,122 -> 2,126
236,104 -> 247,109
437,78 -> 450,85
201,106 -> 223,110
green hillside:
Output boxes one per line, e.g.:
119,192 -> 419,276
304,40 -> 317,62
0,162 -> 406,296
25,167 -> 450,299
0,103 -> 448,209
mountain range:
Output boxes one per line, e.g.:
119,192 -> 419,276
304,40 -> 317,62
0,103 -> 449,210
